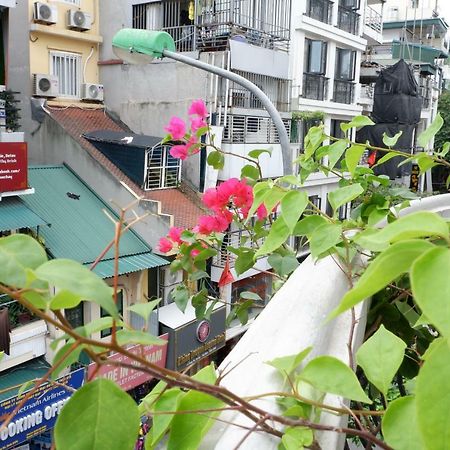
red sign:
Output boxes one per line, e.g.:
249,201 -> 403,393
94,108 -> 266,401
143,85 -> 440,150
87,334 -> 168,391
0,142 -> 28,193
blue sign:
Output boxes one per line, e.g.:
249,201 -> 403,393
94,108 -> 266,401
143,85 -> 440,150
0,368 -> 85,450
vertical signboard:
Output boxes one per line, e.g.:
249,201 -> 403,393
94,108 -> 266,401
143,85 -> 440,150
0,368 -> 85,450
0,143 -> 28,193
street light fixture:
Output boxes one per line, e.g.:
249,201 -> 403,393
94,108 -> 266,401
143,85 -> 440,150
112,28 -> 291,175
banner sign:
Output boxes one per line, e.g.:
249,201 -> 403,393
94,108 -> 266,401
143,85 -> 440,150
0,143 -> 28,193
87,334 -> 168,391
0,368 -> 85,450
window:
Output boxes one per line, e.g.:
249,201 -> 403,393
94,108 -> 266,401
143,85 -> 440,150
339,0 -> 360,10
410,0 -> 419,8
65,303 -> 84,329
335,48 -> 356,81
305,39 -> 327,75
50,51 -> 81,98
101,290 -> 124,338
144,144 -> 181,190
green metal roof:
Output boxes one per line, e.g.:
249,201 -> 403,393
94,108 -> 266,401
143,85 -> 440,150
0,197 -> 49,232
0,357 -> 50,402
21,166 -> 168,278
392,40 -> 448,63
383,18 -> 448,32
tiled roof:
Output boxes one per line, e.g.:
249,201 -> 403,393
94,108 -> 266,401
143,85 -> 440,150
48,106 -> 205,229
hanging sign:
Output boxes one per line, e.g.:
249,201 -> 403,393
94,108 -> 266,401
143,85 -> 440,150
0,143 -> 28,193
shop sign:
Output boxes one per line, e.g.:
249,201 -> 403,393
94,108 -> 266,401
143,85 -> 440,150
0,143 -> 28,193
87,334 -> 168,391
0,368 -> 85,450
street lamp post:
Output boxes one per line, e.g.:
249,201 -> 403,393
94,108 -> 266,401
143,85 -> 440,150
112,28 -> 292,175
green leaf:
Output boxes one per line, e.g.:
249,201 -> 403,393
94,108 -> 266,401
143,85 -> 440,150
276,175 -> 302,186
382,396 -> 424,450
330,240 -> 433,318
54,379 -> 140,450
382,130 -> 403,147
50,290 -> 83,310
171,284 -> 189,313
241,164 -> 260,180
167,365 -> 223,450
235,299 -> 253,325
441,142 -> 450,158
372,151 -> 400,168
51,343 -> 83,379
36,259 -> 117,318
116,330 -> 167,346
207,150 -> 224,169
266,347 -> 312,380
194,247 -> 217,262
239,291 -> 262,301
128,299 -> 161,320
359,212 -> 448,250
255,216 -> 290,257
18,380 -> 35,397
281,427 -> 313,450
340,115 -> 375,132
248,148 -> 272,159
268,253 -> 299,276
411,247 -> 450,336
328,140 -> 348,170
0,234 -> 47,287
417,112 -> 443,148
328,184 -> 364,213
293,215 -> 328,236
417,153 -> 436,172
304,126 -> 325,159
299,356 -> 371,403
416,339 -> 450,449
234,248 -> 256,276
356,325 -> 406,395
281,190 -> 308,232
309,223 -> 342,257
345,144 -> 365,177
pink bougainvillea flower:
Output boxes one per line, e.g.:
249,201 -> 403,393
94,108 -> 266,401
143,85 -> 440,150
170,144 -> 188,160
191,116 -> 207,133
188,99 -> 208,118
216,178 -> 240,206
203,188 -> 220,211
158,237 -> 173,253
191,249 -> 201,258
186,135 -> 200,156
168,227 -> 183,244
165,116 -> 186,140
256,204 -> 268,220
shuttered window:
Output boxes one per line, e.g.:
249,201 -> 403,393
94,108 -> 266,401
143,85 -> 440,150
50,51 -> 81,98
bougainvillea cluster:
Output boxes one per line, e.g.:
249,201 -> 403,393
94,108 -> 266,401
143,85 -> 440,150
158,99 -> 268,254
165,99 -> 208,161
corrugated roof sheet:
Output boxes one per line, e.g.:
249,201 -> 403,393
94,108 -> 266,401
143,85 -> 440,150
21,166 -> 168,276
0,197 -> 49,232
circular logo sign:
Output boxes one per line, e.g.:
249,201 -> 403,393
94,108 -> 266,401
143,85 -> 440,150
196,320 -> 211,343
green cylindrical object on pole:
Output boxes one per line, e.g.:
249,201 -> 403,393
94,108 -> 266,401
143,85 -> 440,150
112,28 -> 176,61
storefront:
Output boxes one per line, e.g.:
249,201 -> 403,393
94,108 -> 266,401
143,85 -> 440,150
158,302 -> 226,373
0,367 -> 84,450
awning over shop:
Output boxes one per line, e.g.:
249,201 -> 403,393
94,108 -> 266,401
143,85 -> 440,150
0,197 -> 49,232
21,166 -> 168,278
88,251 -> 169,279
0,357 -> 50,402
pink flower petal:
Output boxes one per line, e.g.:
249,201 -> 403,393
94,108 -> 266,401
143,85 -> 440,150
188,99 -> 208,118
165,116 -> 186,140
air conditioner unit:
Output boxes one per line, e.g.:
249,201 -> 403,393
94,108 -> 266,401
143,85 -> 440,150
82,83 -> 104,101
33,74 -> 59,97
33,2 -> 57,25
160,266 -> 183,288
160,285 -> 178,305
67,9 -> 92,31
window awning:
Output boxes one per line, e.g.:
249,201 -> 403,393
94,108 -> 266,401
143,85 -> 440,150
0,197 -> 49,232
87,252 -> 169,279
0,357 -> 50,402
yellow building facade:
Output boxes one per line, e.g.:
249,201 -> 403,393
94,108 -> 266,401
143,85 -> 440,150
28,0 -> 102,104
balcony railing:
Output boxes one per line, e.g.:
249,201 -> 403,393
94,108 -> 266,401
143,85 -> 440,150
333,79 -> 355,104
302,73 -> 329,101
305,0 -> 332,24
221,114 -> 291,144
337,6 -> 360,35
365,5 -> 382,33
162,25 -> 196,53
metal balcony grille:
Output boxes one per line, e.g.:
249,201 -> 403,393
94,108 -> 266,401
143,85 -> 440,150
305,0 -> 332,24
221,114 -> 291,144
337,6 -> 360,35
333,80 -> 354,104
302,73 -> 329,101
144,145 -> 181,190
365,5 -> 382,33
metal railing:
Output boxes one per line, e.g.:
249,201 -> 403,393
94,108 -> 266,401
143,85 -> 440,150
218,70 -> 291,112
333,79 -> 354,104
365,5 -> 382,33
162,25 -> 196,53
305,0 -> 332,24
302,73 -> 329,101
337,6 -> 360,35
221,114 -> 291,144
